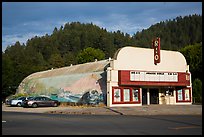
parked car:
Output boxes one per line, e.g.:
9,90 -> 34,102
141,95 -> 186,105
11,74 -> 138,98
26,96 -> 34,100
23,96 -> 60,108
21,96 -> 34,106
5,96 -> 15,105
9,96 -> 27,107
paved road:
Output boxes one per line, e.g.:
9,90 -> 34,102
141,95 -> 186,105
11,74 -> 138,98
2,111 -> 202,135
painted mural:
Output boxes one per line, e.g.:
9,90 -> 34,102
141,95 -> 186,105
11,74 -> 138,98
17,60 -> 109,105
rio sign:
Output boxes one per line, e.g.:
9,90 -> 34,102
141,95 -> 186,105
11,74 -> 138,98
152,37 -> 161,65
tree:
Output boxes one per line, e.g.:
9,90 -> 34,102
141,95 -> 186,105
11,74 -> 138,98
48,53 -> 64,68
4,41 -> 27,90
2,53 -> 15,99
24,45 -> 47,72
63,52 -> 77,66
192,79 -> 202,103
179,43 -> 202,81
77,47 -> 105,64
132,14 -> 202,50
53,27 -> 58,34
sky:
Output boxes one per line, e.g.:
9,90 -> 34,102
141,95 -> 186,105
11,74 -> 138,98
2,2 -> 202,52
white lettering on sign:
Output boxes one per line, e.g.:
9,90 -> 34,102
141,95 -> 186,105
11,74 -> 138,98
154,55 -> 159,60
130,71 -> 178,82
152,37 -> 160,65
154,40 -> 158,46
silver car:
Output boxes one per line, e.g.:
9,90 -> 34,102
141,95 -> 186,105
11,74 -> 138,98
10,96 -> 27,107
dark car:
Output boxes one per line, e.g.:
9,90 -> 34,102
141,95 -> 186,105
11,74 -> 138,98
21,96 -> 34,106
23,96 -> 60,108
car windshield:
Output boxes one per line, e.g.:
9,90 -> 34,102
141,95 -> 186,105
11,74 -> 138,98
17,97 -> 26,100
27,97 -> 34,100
27,97 -> 35,100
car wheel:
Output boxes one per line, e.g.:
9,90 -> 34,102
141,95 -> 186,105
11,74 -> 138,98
32,103 -> 38,108
17,102 -> 21,107
53,102 -> 58,107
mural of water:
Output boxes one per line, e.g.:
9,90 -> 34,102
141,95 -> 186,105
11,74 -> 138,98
17,60 -> 110,105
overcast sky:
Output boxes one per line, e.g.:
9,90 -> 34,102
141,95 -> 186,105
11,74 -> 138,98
2,2 -> 202,52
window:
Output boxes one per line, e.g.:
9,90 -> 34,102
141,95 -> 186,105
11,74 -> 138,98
123,89 -> 130,102
112,87 -> 140,104
184,89 -> 190,101
176,88 -> 191,102
177,89 -> 183,101
132,89 -> 139,101
113,88 -> 121,102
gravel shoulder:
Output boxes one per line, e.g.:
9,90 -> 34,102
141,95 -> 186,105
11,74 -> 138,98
2,104 -> 202,115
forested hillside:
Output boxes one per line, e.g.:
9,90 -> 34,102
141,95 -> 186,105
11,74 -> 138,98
133,14 -> 202,50
2,14 -> 202,101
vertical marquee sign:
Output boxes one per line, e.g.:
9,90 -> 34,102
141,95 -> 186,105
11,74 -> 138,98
152,37 -> 161,65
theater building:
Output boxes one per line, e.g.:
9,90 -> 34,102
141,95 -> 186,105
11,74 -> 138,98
17,39 -> 192,107
106,45 -> 192,107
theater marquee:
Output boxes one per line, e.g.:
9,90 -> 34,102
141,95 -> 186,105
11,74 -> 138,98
118,70 -> 191,87
130,71 -> 178,82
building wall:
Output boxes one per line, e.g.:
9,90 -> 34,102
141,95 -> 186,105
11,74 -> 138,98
107,46 -> 192,107
112,46 -> 188,72
17,60 -> 110,105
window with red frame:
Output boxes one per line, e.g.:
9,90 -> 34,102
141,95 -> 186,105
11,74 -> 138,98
113,88 -> 121,102
176,88 -> 191,102
112,87 -> 140,104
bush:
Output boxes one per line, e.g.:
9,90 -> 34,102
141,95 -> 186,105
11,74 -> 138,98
192,78 -> 202,104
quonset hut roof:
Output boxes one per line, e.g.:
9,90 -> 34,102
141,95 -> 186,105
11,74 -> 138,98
27,59 -> 110,78
17,59 -> 110,100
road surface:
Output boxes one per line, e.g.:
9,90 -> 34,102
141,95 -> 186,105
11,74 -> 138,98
2,111 -> 202,135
